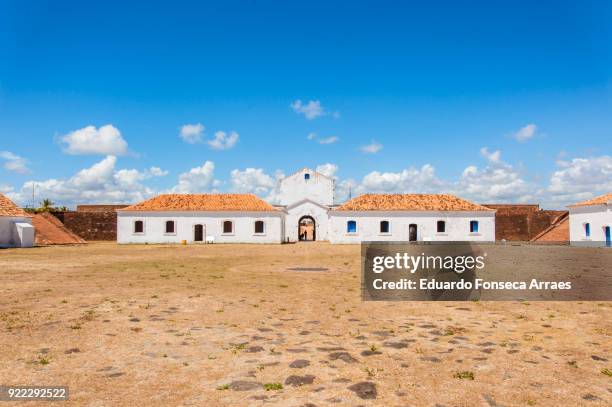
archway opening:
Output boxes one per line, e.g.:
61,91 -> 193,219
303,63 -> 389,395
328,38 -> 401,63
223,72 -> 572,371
298,216 -> 316,241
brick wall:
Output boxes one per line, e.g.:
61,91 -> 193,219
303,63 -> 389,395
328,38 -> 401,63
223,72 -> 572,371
483,204 -> 568,241
76,204 -> 129,212
52,211 -> 117,241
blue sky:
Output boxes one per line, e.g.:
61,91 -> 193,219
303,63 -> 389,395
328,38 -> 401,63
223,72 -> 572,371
0,1 -> 611,209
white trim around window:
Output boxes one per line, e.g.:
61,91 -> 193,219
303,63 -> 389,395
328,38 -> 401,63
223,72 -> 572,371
133,219 -> 145,235
379,220 -> 391,235
346,220 -> 358,235
164,219 -> 177,235
221,219 -> 234,235
253,219 -> 266,235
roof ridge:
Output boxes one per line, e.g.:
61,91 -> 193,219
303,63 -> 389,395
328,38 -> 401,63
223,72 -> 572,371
568,193 -> 612,207
0,193 -> 32,217
334,193 -> 493,212
119,193 -> 278,212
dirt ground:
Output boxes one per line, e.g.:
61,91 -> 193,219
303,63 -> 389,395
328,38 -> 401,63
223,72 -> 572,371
0,242 -> 610,406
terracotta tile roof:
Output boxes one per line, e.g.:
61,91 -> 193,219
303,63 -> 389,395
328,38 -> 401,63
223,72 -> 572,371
33,212 -> 86,245
531,213 -> 569,242
118,194 -> 279,212
0,193 -> 32,217
568,193 -> 612,207
334,194 -> 494,212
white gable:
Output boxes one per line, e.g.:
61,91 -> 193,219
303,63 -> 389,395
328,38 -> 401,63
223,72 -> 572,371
278,168 -> 334,206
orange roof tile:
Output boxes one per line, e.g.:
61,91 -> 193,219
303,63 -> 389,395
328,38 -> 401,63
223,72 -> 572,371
531,213 -> 569,242
118,194 -> 279,212
0,193 -> 32,217
568,193 -> 612,207
334,194 -> 494,212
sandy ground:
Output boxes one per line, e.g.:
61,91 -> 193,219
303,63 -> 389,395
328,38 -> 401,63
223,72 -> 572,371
0,242 -> 610,407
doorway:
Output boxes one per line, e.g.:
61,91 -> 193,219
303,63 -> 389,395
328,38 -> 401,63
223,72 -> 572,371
409,224 -> 417,241
298,216 -> 316,241
606,226 -> 611,247
194,224 -> 204,242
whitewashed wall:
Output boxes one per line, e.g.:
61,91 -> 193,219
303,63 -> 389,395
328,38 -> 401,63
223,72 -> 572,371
284,200 -> 329,242
328,211 -> 495,244
117,212 -> 284,244
278,168 -> 334,206
569,205 -> 612,246
0,216 -> 34,248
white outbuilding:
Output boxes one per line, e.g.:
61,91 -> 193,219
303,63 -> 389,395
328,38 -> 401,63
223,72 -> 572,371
0,193 -> 35,248
568,193 -> 612,247
117,194 -> 284,244
328,193 -> 496,243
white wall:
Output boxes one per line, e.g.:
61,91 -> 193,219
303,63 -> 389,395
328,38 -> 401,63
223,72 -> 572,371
117,211 -> 284,244
278,168 -> 334,206
328,211 -> 495,244
0,216 -> 34,248
284,200 -> 330,242
569,205 -> 612,247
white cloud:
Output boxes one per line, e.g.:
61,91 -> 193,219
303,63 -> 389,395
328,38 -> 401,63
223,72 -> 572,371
307,133 -> 338,144
0,184 -> 14,194
0,151 -> 30,174
479,147 -> 501,163
318,136 -> 338,145
291,99 -> 325,120
207,131 -> 239,150
171,161 -> 220,193
230,168 -> 276,195
179,123 -> 205,144
360,141 -> 383,154
456,147 -> 536,202
61,124 -> 128,155
11,156 -> 166,207
512,123 -> 537,142
357,164 -> 445,194
315,163 -> 339,178
229,167 -> 285,202
545,155 -> 612,206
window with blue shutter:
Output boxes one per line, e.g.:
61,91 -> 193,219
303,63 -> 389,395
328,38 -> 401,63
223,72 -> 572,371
347,220 -> 357,233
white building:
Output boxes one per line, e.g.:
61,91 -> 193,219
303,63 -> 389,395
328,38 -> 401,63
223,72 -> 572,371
117,194 -> 284,244
328,193 -> 495,243
0,193 -> 35,248
117,167 -> 495,244
278,168 -> 335,242
568,193 -> 612,247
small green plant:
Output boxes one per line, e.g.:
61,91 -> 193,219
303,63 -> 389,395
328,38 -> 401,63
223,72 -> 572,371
364,367 -> 376,377
567,361 -> 577,368
602,368 -> 612,377
216,384 -> 230,390
38,357 -> 50,365
369,344 -> 378,352
263,383 -> 283,391
453,371 -> 474,380
228,343 -> 246,353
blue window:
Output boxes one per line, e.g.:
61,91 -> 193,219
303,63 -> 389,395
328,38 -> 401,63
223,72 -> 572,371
585,223 -> 590,237
347,220 -> 357,233
470,220 -> 479,233
304,173 -> 310,180
380,220 -> 390,233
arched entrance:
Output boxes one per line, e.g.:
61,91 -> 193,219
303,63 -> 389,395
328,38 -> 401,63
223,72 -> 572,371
298,216 -> 316,241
